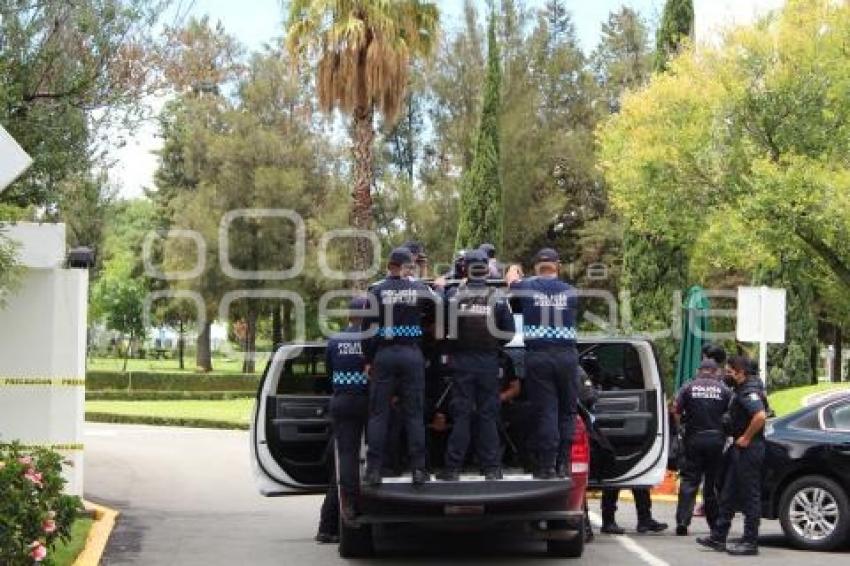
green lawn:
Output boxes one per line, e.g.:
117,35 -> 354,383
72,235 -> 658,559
768,382 -> 850,416
87,356 -> 268,375
53,517 -> 93,566
86,399 -> 254,428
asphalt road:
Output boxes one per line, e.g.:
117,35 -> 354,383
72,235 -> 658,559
84,423 -> 849,565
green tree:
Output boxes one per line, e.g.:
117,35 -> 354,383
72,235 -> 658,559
455,10 -> 503,251
654,0 -> 693,72
0,0 -> 172,213
600,0 -> 850,384
286,0 -> 440,287
592,7 -> 653,113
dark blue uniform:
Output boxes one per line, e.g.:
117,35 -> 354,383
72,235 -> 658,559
510,275 -> 578,472
674,373 -> 733,530
443,280 -> 515,475
712,376 -> 768,544
317,324 -> 369,536
364,275 -> 435,477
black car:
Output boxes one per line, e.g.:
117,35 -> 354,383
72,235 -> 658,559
763,391 -> 850,551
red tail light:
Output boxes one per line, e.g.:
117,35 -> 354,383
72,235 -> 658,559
570,417 -> 590,475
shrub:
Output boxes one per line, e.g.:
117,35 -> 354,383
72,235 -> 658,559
0,443 -> 84,565
85,390 -> 254,401
86,371 -> 259,392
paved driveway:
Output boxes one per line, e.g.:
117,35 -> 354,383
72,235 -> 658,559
84,423 -> 849,565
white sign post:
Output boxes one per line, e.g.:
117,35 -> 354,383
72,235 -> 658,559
0,125 -> 33,193
737,286 -> 787,383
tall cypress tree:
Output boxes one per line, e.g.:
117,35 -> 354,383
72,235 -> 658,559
654,0 -> 694,72
455,10 -> 502,251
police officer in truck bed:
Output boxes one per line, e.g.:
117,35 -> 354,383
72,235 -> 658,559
673,359 -> 733,535
438,250 -> 515,481
364,247 -> 436,487
505,248 -> 578,479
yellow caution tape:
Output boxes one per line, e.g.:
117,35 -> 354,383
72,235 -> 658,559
0,377 -> 85,387
3,442 -> 84,451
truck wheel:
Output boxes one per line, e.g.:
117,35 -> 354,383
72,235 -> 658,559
779,475 -> 850,552
546,522 -> 585,558
338,515 -> 374,558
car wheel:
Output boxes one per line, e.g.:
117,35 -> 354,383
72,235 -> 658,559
546,522 -> 585,558
779,475 -> 850,552
338,516 -> 374,558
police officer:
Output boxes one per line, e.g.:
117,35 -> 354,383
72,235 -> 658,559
697,355 -> 768,556
505,248 -> 578,479
438,250 -> 515,481
316,297 -> 370,543
364,247 -> 436,486
478,242 -> 503,279
673,359 -> 733,535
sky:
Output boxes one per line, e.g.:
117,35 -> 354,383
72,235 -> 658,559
111,0 -> 783,199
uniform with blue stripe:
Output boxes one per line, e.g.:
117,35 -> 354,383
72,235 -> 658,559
318,299 -> 371,538
364,247 -> 436,485
508,248 -> 579,478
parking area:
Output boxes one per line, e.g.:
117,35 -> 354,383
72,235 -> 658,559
84,423 -> 848,565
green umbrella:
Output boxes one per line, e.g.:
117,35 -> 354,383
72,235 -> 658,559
675,285 -> 711,390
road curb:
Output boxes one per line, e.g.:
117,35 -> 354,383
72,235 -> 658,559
73,500 -> 119,566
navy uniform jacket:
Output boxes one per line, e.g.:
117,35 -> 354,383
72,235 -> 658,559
509,276 -> 577,349
728,377 -> 768,439
675,375 -> 733,435
364,275 -> 436,362
325,324 -> 368,394
444,279 -> 515,373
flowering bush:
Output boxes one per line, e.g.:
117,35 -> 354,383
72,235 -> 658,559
0,443 -> 84,565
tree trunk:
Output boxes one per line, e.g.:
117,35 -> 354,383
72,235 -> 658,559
833,326 -> 843,383
810,343 -> 820,385
351,105 -> 375,291
178,319 -> 185,371
196,321 -> 213,372
122,332 -> 132,373
272,304 -> 282,347
242,312 -> 258,374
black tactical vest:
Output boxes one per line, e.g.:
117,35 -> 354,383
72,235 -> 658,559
452,287 -> 501,352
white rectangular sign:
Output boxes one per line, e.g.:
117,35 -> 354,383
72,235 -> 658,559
737,286 -> 786,344
0,125 -> 33,192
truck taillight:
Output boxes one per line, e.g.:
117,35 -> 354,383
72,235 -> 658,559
570,417 -> 590,474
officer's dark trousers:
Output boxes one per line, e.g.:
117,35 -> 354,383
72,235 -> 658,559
367,345 -> 427,472
331,391 -> 369,497
712,440 -> 766,543
602,488 -> 653,525
525,346 -> 578,469
445,369 -> 501,471
318,437 -> 338,536
675,431 -> 725,528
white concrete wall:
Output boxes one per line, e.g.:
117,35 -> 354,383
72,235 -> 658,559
0,224 -> 87,495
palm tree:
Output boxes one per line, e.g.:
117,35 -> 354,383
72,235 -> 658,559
286,0 -> 439,286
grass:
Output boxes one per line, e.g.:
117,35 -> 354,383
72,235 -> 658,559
768,382 -> 850,416
87,355 -> 269,375
53,517 -> 93,566
86,399 -> 254,429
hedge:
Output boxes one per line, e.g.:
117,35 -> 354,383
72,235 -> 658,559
86,371 -> 260,392
85,412 -> 249,430
85,390 -> 255,401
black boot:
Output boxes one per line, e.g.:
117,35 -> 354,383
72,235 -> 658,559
726,540 -> 758,556
363,468 -> 382,487
436,469 -> 459,481
315,531 -> 339,544
555,461 -> 571,479
696,535 -> 726,552
637,518 -> 668,533
600,522 -> 625,535
484,468 -> 503,481
412,468 -> 431,486
533,467 -> 556,480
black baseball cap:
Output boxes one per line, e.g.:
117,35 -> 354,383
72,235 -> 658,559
388,247 -> 414,266
533,247 -> 560,264
464,249 -> 488,266
479,243 -> 496,259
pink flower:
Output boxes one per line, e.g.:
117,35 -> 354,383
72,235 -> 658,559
42,519 -> 57,534
28,541 -> 47,562
24,468 -> 43,488
18,455 -> 32,466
